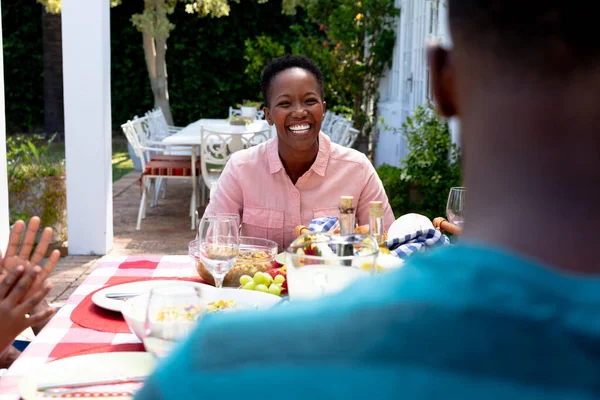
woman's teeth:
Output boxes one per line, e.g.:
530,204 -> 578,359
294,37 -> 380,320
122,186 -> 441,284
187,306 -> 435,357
289,124 -> 310,134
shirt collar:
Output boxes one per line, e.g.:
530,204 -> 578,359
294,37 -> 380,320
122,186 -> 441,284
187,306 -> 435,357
267,132 -> 331,176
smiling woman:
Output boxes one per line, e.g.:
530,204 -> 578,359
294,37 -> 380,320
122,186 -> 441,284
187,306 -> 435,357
203,55 -> 395,251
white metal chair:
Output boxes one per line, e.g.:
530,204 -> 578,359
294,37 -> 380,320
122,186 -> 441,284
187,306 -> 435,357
340,127 -> 360,148
130,115 -> 197,207
144,108 -> 194,200
321,110 -> 335,135
328,115 -> 354,145
199,126 -> 271,200
145,108 -> 183,139
122,119 -> 201,230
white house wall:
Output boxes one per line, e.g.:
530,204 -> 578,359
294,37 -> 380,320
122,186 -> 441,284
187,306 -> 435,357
375,0 -> 450,167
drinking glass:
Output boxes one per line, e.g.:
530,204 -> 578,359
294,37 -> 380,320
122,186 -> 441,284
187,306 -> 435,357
446,187 -> 466,227
143,284 -> 204,359
198,215 -> 240,288
217,213 -> 241,235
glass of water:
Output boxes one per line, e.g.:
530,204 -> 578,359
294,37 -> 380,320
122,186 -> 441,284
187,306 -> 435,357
143,284 -> 204,359
198,215 -> 240,288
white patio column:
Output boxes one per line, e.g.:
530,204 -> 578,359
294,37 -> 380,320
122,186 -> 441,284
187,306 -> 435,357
0,3 -> 10,250
62,0 -> 113,254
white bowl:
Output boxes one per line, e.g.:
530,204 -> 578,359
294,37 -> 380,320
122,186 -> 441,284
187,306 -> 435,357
121,284 -> 281,340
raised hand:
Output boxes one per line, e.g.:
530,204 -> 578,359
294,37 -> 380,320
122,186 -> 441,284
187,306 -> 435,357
0,217 -> 61,296
0,265 -> 56,355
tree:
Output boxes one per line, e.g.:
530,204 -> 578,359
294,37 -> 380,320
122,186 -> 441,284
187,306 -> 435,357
246,0 -> 399,154
36,0 -> 246,125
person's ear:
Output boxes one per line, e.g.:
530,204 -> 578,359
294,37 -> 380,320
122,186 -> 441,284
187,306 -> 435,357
322,101 -> 327,116
263,106 -> 274,125
428,45 -> 457,118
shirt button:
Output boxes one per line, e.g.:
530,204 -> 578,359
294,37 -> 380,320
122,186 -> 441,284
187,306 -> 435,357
293,192 -> 299,198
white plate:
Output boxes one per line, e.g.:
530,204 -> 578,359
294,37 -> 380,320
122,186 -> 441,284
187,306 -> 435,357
121,286 -> 281,340
92,280 -> 206,312
20,352 -> 155,400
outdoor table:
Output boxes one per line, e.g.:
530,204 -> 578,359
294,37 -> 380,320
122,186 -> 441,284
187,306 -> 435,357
0,255 -> 197,400
162,119 -> 271,228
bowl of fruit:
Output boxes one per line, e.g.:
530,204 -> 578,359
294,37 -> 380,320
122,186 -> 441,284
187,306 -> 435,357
189,237 -> 278,288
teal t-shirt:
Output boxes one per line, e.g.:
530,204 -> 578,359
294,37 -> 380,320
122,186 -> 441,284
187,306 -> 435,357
136,244 -> 600,399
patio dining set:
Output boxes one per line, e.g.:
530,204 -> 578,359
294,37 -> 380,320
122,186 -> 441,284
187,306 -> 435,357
120,107 -> 360,231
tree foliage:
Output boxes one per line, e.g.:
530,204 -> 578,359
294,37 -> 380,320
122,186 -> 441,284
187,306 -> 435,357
377,103 -> 462,219
36,0 -> 260,125
246,0 -> 400,137
2,0 -> 301,131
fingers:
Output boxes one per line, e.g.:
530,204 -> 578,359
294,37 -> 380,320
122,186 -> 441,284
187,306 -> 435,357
40,249 -> 60,281
25,305 -> 57,329
0,265 -> 25,299
27,250 -> 58,300
18,217 -> 41,260
5,220 -> 25,258
5,266 -> 39,306
30,227 -> 54,267
15,279 -> 53,316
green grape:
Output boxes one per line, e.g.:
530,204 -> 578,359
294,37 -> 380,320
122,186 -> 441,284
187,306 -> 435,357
273,274 -> 285,285
268,283 -> 282,296
243,281 -> 256,290
239,275 -> 253,285
262,272 -> 274,285
254,284 -> 269,293
253,272 -> 268,285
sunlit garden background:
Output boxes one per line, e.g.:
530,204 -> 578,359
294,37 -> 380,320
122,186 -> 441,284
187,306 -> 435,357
3,0 -> 460,238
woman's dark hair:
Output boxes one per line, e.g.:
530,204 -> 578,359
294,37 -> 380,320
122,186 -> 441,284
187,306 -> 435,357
260,54 -> 324,107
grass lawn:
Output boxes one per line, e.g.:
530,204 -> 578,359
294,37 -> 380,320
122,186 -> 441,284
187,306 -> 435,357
46,138 -> 135,183
112,140 -> 135,182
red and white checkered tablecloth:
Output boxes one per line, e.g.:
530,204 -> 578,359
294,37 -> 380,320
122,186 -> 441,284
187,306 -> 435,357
0,254 -> 196,400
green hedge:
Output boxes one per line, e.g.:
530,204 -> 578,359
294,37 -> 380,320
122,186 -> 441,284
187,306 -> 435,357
2,0 -> 44,133
377,104 -> 462,220
2,0 -> 302,133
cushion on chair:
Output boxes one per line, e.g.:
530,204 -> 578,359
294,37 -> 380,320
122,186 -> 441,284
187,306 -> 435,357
143,160 -> 200,177
149,154 -> 192,162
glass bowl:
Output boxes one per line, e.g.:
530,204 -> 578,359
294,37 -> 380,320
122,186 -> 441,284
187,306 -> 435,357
285,233 -> 379,301
189,236 -> 278,287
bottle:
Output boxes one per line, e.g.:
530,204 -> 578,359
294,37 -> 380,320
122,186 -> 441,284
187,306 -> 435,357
338,196 -> 355,262
368,201 -> 384,245
338,196 -> 356,235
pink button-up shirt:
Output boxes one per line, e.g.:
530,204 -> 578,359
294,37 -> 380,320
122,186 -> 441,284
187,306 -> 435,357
204,132 -> 395,251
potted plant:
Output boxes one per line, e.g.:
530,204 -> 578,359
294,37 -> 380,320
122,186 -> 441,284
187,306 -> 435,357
237,100 -> 262,120
7,134 -> 67,244
229,115 -> 251,126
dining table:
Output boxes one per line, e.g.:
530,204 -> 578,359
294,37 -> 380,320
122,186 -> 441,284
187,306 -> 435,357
162,119 -> 272,229
0,254 -> 199,400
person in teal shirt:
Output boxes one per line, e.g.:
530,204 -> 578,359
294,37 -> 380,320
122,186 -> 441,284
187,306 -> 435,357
136,0 -> 600,398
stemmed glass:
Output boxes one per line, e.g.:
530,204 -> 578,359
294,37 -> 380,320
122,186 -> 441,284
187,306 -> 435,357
218,213 -> 241,235
198,215 -> 240,288
446,187 -> 466,227
143,284 -> 204,359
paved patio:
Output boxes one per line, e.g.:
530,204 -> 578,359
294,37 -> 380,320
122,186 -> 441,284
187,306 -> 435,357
47,171 -> 204,304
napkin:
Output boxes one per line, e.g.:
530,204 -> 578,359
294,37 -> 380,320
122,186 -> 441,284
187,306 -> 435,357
307,217 -> 339,233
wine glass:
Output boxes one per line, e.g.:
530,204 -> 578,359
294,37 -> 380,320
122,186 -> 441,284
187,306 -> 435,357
217,213 -> 241,235
446,187 -> 466,227
198,215 -> 240,288
143,284 -> 204,359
